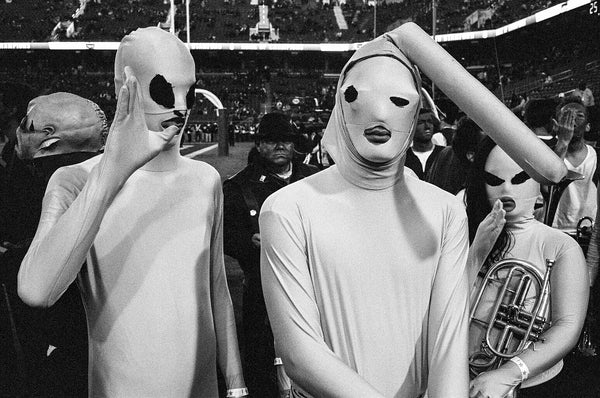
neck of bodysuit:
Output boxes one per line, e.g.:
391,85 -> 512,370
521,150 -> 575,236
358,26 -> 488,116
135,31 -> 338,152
140,134 -> 182,172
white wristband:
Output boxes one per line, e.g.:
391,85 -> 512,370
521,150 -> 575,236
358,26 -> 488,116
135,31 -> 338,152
509,356 -> 530,381
274,357 -> 283,366
226,387 -> 249,397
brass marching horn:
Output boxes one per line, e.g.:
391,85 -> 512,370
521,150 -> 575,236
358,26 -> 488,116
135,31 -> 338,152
469,258 -> 554,377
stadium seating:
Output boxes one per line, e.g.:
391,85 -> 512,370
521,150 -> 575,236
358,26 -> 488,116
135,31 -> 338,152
0,0 -> 567,43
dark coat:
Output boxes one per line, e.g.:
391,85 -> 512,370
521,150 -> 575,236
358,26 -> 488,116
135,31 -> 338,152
426,146 -> 471,195
404,145 -> 445,180
223,158 -> 318,396
223,159 -> 318,278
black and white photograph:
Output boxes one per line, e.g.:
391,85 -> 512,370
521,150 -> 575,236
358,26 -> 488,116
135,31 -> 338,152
0,1 -> 599,397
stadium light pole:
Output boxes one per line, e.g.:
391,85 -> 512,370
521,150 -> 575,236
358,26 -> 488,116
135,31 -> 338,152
373,1 -> 377,39
186,0 -> 191,46
170,0 -> 176,35
431,0 -> 437,101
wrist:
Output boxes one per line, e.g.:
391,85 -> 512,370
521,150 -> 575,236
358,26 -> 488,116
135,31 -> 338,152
508,356 -> 530,382
556,139 -> 570,149
226,387 -> 249,397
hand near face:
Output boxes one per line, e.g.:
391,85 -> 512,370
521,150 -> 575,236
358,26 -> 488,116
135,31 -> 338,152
468,199 -> 506,284
553,108 -> 576,145
101,66 -> 180,182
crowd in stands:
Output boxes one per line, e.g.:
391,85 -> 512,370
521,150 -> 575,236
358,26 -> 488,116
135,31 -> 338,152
0,46 -> 597,147
0,0 -> 567,43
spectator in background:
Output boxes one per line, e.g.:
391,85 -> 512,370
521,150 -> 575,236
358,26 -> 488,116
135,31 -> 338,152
1,92 -> 106,397
405,108 -> 444,180
523,97 -> 559,147
574,80 -> 595,108
552,96 -> 598,231
427,115 -> 485,195
223,112 -> 318,398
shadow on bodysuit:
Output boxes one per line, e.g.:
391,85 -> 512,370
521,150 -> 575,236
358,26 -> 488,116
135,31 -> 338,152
307,170 -> 439,262
84,171 -> 202,343
302,170 -> 439,396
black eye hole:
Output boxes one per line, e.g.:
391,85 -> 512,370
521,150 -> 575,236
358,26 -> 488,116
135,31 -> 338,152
18,116 -> 27,131
390,96 -> 409,107
344,85 -> 358,103
484,171 -> 504,186
149,74 -> 175,109
186,83 -> 197,109
29,120 -> 35,132
511,171 -> 531,185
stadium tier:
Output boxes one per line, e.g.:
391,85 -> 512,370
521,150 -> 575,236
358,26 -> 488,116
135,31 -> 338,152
0,0 -> 574,43
0,0 -> 598,130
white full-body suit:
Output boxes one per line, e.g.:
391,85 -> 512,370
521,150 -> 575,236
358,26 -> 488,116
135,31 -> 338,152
18,28 -> 245,397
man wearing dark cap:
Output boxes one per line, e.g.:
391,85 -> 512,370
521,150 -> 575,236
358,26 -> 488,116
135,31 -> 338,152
223,112 -> 318,398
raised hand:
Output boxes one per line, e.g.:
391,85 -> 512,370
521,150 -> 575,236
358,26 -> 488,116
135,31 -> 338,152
553,107 -> 576,145
100,66 -> 180,183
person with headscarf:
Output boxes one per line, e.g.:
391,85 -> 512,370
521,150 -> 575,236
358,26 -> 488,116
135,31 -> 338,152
259,22 -> 568,398
18,28 -> 246,397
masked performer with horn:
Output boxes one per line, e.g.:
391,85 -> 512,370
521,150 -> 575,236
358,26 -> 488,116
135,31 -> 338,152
260,22 -> 567,398
466,136 -> 588,398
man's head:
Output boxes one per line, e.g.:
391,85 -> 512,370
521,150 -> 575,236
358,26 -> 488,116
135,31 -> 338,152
339,56 -> 420,163
114,27 -> 196,137
523,98 -> 557,133
15,92 -> 107,160
256,113 -> 296,168
413,109 -> 438,144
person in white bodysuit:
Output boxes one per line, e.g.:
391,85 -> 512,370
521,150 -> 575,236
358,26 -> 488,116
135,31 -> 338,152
261,50 -> 470,398
18,28 -> 246,398
466,137 -> 588,398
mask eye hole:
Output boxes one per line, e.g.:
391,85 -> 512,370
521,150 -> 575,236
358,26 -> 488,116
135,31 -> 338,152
484,171 -> 504,187
186,83 -> 196,110
511,171 -> 531,185
28,120 -> 35,132
18,116 -> 27,131
344,85 -> 358,103
390,96 -> 409,107
149,74 -> 175,109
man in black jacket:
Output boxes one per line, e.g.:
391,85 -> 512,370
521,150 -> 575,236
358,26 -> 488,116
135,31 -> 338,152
223,112 -> 318,397
405,108 -> 445,180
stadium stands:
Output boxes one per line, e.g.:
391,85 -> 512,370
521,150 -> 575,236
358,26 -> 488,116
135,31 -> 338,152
0,0 -> 597,136
0,0 -> 568,43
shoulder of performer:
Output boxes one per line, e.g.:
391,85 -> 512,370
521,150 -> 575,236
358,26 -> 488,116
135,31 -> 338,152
180,157 -> 221,186
47,154 -> 100,193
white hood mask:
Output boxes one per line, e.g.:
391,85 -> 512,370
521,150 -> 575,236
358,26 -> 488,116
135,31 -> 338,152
322,34 -> 421,190
114,27 -> 196,132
